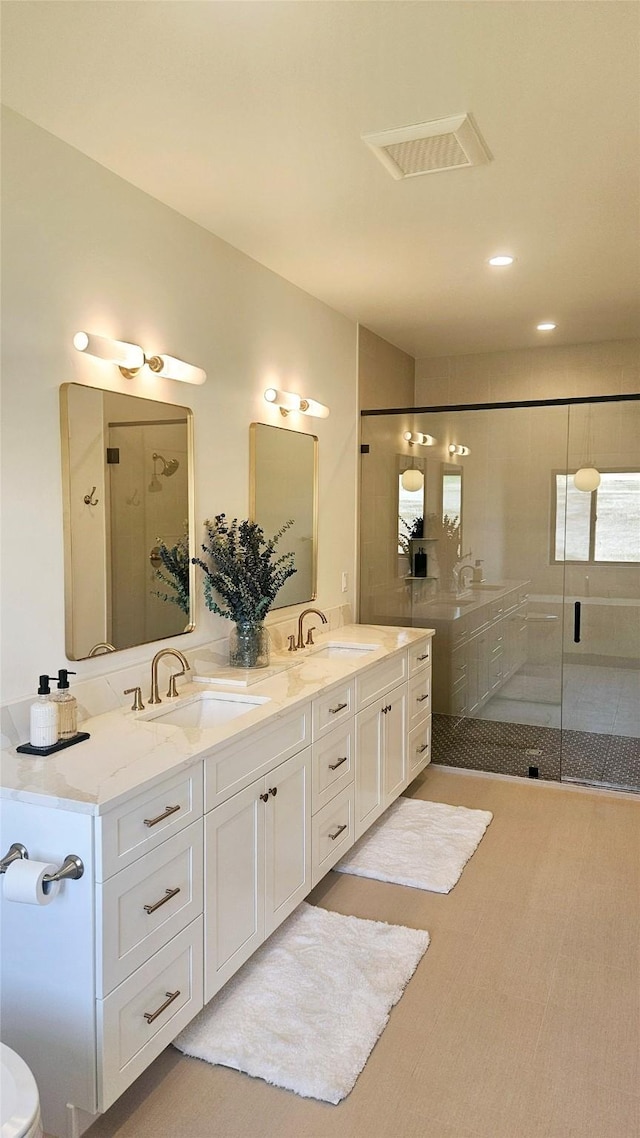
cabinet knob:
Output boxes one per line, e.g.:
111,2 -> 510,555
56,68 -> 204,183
269,786 -> 278,797
259,792 -> 269,803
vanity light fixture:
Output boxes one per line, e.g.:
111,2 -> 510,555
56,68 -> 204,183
488,254 -> 514,267
448,443 -> 470,456
73,332 -> 206,385
536,322 -> 557,332
264,388 -> 330,419
72,332 -> 145,371
403,431 -> 436,446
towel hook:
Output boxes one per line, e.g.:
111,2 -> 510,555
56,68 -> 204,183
83,487 -> 99,506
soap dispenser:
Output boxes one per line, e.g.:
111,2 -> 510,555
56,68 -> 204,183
413,547 -> 427,578
29,675 -> 58,749
472,559 -> 484,583
52,668 -> 78,740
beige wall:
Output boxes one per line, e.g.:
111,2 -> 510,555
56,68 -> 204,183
358,325 -> 415,410
415,339 -> 640,406
1,109 -> 358,703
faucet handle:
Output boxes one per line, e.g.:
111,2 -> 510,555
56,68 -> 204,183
167,670 -> 185,698
124,687 -> 145,712
305,626 -> 317,646
287,635 -> 297,652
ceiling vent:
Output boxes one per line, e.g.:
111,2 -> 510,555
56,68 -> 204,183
362,113 -> 491,180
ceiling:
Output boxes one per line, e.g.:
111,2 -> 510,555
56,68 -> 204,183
2,1 -> 639,359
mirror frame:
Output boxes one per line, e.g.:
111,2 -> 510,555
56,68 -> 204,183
249,421 -> 319,606
60,382 -> 195,660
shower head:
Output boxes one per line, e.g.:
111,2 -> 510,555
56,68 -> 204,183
152,452 -> 180,478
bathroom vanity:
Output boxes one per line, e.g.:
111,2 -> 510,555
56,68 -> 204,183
0,623 -> 433,1138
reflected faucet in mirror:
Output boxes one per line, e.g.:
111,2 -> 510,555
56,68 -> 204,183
458,565 -> 474,591
88,642 -> 116,657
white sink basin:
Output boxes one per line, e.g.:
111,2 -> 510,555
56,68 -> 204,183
143,690 -> 270,729
308,641 -> 381,660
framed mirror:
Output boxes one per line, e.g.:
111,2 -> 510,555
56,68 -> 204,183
60,383 -> 194,660
250,422 -> 317,608
441,461 -> 463,547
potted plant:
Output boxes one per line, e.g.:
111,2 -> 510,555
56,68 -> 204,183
192,514 -> 297,667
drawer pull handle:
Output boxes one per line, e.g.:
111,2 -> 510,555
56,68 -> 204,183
416,693 -> 429,703
417,653 -> 429,661
259,792 -> 270,803
144,989 -> 181,1024
417,743 -> 429,754
143,804 -> 181,828
329,701 -> 348,715
144,886 -> 181,915
328,756 -> 348,771
329,824 -> 348,841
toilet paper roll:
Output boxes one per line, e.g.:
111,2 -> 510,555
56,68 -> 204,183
3,859 -> 61,905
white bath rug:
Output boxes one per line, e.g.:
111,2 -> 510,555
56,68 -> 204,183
335,797 -> 493,893
173,901 -> 429,1104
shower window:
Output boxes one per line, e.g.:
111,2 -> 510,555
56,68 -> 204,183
553,470 -> 640,563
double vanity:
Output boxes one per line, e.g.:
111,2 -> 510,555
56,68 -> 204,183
0,622 -> 433,1138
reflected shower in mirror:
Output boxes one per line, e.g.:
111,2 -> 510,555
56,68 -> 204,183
250,422 -> 317,607
60,384 -> 194,660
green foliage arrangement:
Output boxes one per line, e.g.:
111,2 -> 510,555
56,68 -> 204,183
152,531 -> 191,615
193,514 -> 297,626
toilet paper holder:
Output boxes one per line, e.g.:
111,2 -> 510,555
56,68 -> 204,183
0,843 -> 84,883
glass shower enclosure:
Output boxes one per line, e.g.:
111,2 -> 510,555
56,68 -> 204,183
359,396 -> 640,792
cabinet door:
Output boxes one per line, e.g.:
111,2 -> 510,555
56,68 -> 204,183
383,685 -> 407,803
204,781 -> 264,1002
354,698 -> 384,839
264,747 -> 311,937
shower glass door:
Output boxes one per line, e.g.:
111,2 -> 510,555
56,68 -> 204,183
360,395 -> 640,792
560,399 -> 640,790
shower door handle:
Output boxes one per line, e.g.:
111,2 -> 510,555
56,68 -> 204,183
573,601 -> 581,644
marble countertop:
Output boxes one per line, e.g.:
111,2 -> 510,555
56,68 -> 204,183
0,624 -> 433,816
413,579 -> 530,622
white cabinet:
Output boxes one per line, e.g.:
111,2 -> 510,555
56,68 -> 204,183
0,628 -> 435,1138
204,721 -> 312,1002
355,683 -> 407,838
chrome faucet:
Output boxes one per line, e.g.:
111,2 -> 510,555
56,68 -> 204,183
149,648 -> 190,704
296,607 -> 328,649
458,565 -> 474,591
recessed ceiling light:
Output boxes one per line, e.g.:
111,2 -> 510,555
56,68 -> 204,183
537,322 -> 557,332
488,254 -> 514,266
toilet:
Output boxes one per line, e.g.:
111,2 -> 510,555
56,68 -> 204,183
0,1042 -> 44,1138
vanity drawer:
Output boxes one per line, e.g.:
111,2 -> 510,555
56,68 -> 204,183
407,717 -> 431,777
311,785 -> 355,886
312,722 -> 354,814
407,670 -> 431,730
312,681 -> 354,740
205,702 -> 311,811
355,651 -> 407,710
97,820 -> 204,997
97,764 -> 204,881
408,638 -> 431,675
97,916 -> 203,1112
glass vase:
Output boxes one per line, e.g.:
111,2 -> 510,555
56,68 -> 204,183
228,621 -> 270,669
